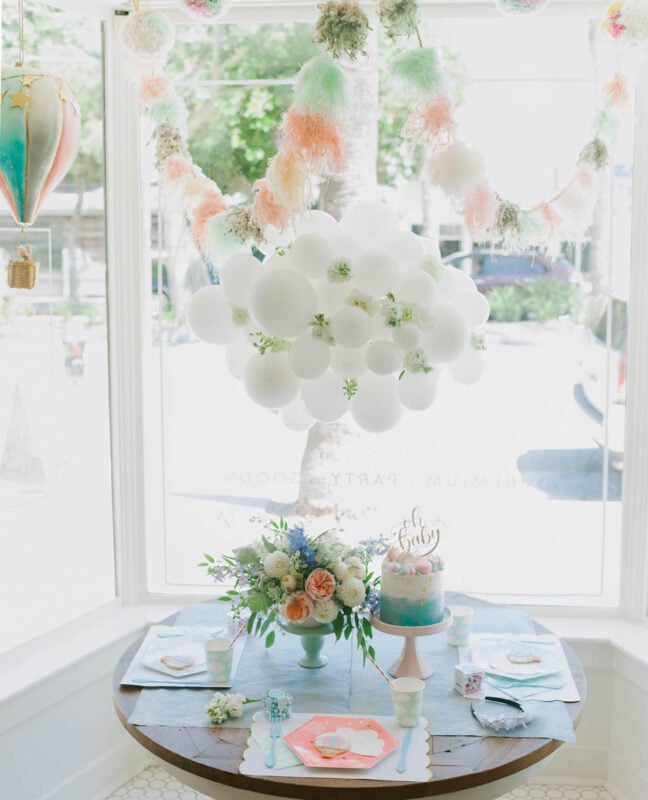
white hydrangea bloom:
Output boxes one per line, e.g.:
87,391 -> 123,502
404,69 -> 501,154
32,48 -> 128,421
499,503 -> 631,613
263,551 -> 292,578
312,598 -> 340,623
346,555 -> 365,579
332,561 -> 350,582
336,576 -> 366,608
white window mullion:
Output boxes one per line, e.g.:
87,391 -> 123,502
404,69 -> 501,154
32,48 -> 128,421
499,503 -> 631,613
620,60 -> 648,621
104,15 -> 149,605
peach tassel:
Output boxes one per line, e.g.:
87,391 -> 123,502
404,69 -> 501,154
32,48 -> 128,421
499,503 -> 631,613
462,181 -> 498,240
266,148 -> 310,213
251,179 -> 294,232
403,96 -> 456,145
163,154 -> 194,186
190,190 -> 227,247
139,75 -> 174,106
603,73 -> 630,108
281,108 -> 345,172
537,201 -> 561,236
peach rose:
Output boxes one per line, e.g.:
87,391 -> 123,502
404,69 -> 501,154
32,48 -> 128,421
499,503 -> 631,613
304,568 -> 336,601
283,590 -> 314,623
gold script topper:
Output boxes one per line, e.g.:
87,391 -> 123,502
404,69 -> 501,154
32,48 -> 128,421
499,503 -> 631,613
390,507 -> 445,557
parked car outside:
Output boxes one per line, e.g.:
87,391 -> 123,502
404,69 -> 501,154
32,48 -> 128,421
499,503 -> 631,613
443,249 -> 576,293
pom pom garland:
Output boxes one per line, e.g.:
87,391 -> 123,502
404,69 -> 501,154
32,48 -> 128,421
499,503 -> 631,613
495,0 -> 550,15
313,0 -> 371,61
294,53 -> 349,120
121,11 -> 175,60
187,201 -> 489,432
402,96 -> 456,145
390,48 -> 445,97
378,0 -> 420,40
601,0 -> 648,46
180,0 -> 231,20
281,108 -> 346,172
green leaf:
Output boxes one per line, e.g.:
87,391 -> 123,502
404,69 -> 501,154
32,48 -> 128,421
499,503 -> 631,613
233,546 -> 261,566
344,626 -> 352,640
247,613 -> 257,634
261,535 -> 277,553
368,645 -> 376,659
265,630 -> 276,648
226,589 -> 240,595
362,618 -> 372,638
247,590 -> 272,613
204,554 -> 215,563
218,596 -> 232,602
259,615 -> 273,636
197,561 -> 208,567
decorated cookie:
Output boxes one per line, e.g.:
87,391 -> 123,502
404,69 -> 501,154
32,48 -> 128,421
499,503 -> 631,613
160,654 -> 196,671
507,648 -> 542,664
314,732 -> 351,758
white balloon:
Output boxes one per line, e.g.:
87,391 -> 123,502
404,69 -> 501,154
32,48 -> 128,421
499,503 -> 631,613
317,279 -> 350,314
392,323 -> 421,351
434,265 -> 459,302
379,231 -> 425,270
419,236 -> 442,259
280,398 -> 315,431
291,233 -> 336,279
448,346 -> 485,385
350,374 -> 402,433
330,345 -> 368,378
398,371 -> 439,410
243,352 -> 300,409
421,305 -> 470,364
366,340 -> 401,374
250,269 -> 317,337
330,234 -> 363,258
257,224 -> 295,254
225,336 -> 254,379
455,291 -> 490,327
301,371 -> 349,423
220,253 -> 263,306
289,334 -> 331,379
354,249 -> 399,296
295,209 -> 340,238
453,267 -> 479,294
186,285 -> 238,344
340,201 -> 400,240
395,270 -> 437,306
330,306 -> 372,348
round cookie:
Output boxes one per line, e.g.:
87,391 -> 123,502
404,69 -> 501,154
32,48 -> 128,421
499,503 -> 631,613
314,732 -> 350,758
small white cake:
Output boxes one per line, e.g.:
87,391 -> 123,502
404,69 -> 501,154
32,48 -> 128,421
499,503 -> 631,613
379,547 -> 444,626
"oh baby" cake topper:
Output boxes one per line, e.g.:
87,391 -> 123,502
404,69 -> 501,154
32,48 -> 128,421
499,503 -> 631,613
390,507 -> 445,557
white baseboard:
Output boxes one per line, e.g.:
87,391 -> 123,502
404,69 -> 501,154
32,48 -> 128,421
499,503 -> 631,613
38,739 -> 147,800
536,744 -> 609,782
607,750 -> 648,800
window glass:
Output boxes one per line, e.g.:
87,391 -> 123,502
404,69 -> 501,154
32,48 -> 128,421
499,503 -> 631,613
0,3 -> 114,650
146,15 -> 630,607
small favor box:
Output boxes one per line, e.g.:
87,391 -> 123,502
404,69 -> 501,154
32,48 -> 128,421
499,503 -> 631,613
454,663 -> 485,697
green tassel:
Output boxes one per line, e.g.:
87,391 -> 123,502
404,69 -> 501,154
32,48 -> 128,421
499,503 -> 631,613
593,108 -> 619,145
579,138 -> 608,171
390,48 -> 444,97
518,211 -> 543,245
148,97 -> 188,129
313,0 -> 371,61
294,53 -> 348,119
378,0 -> 420,40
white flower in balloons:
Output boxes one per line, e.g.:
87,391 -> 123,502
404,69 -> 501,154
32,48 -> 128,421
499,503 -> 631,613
186,201 -> 489,433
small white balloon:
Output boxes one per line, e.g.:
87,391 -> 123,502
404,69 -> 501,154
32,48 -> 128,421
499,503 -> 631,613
421,304 -> 470,364
280,398 -> 315,431
330,345 -> 368,378
186,285 -> 238,344
295,209 -> 340,238
317,279 -> 350,314
225,336 -> 253,379
291,233 -> 336,279
289,334 -> 331,379
257,224 -> 295,254
220,253 -> 263,306
392,323 -> 421,351
398,371 -> 439,410
250,269 -> 317,337
301,371 -> 349,423
453,267 -> 479,294
263,250 -> 295,270
379,231 -> 425,270
330,234 -> 363,258
366,340 -> 402,375
434,265 -> 460,302
350,374 -> 402,433
419,236 -> 442,259
243,352 -> 300,409
354,249 -> 399,296
340,201 -> 400,240
395,270 -> 437,306
448,346 -> 485,385
455,291 -> 490,327
330,306 -> 372,348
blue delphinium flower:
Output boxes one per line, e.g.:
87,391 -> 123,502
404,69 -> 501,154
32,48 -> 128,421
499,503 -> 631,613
288,525 -> 316,570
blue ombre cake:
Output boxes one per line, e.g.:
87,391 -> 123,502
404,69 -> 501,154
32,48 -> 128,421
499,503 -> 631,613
379,548 -> 444,627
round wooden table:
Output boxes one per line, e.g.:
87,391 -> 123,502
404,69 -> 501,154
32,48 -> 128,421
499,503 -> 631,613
113,593 -> 585,800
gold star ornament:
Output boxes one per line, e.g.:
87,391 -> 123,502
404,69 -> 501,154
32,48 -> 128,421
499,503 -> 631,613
9,88 -> 29,110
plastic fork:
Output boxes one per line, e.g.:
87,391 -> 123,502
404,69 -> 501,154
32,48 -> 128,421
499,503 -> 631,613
396,727 -> 414,774
486,675 -> 563,690
265,713 -> 282,769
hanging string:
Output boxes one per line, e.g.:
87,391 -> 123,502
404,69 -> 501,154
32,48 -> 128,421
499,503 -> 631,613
17,0 -> 25,67
132,0 -> 141,12
415,27 -> 423,49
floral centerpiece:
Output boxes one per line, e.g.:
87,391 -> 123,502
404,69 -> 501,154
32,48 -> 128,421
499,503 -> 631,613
200,519 -> 386,658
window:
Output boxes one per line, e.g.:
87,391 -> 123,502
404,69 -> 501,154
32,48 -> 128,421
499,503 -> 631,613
0,3 -> 114,651
142,13 -> 633,610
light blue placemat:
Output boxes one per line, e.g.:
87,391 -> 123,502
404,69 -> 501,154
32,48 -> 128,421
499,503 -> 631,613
128,603 -> 576,742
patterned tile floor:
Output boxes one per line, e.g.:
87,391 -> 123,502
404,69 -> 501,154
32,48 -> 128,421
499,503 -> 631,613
105,766 -> 621,800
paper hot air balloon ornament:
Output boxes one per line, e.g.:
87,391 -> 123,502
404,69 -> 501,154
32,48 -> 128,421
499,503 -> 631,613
0,66 -> 80,289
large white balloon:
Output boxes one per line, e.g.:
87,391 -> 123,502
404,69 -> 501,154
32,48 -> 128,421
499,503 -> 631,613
317,279 -> 351,314
395,270 -> 437,306
250,269 -> 317,337
448,346 -> 485,385
421,304 -> 470,364
289,334 -> 331,379
392,323 -> 421,351
280,398 -> 315,431
263,250 -> 295,270
225,336 -> 254,379
186,285 -> 238,344
433,265 -> 460,302
452,266 -> 479,294
398,371 -> 438,410
351,374 -> 402,433
243,352 -> 300,409
295,209 -> 340,238
455,291 -> 490,327
380,231 -> 425,270
330,306 -> 372,348
354,250 -> 399,296
291,233 -> 336,279
301,371 -> 349,423
330,345 -> 368,378
340,201 -> 400,240
220,253 -> 263,306
366,340 -> 402,374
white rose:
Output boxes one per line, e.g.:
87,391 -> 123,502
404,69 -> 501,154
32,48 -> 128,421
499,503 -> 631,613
264,551 -> 292,579
332,562 -> 350,581
346,556 -> 365,579
312,599 -> 340,624
336,576 -> 366,608
281,574 -> 297,591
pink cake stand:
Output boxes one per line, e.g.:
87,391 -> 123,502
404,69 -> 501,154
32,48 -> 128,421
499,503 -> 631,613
371,606 -> 453,679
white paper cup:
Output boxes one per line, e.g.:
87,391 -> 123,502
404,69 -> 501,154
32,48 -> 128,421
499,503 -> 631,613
205,637 -> 233,683
447,605 -> 474,647
390,676 -> 425,727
